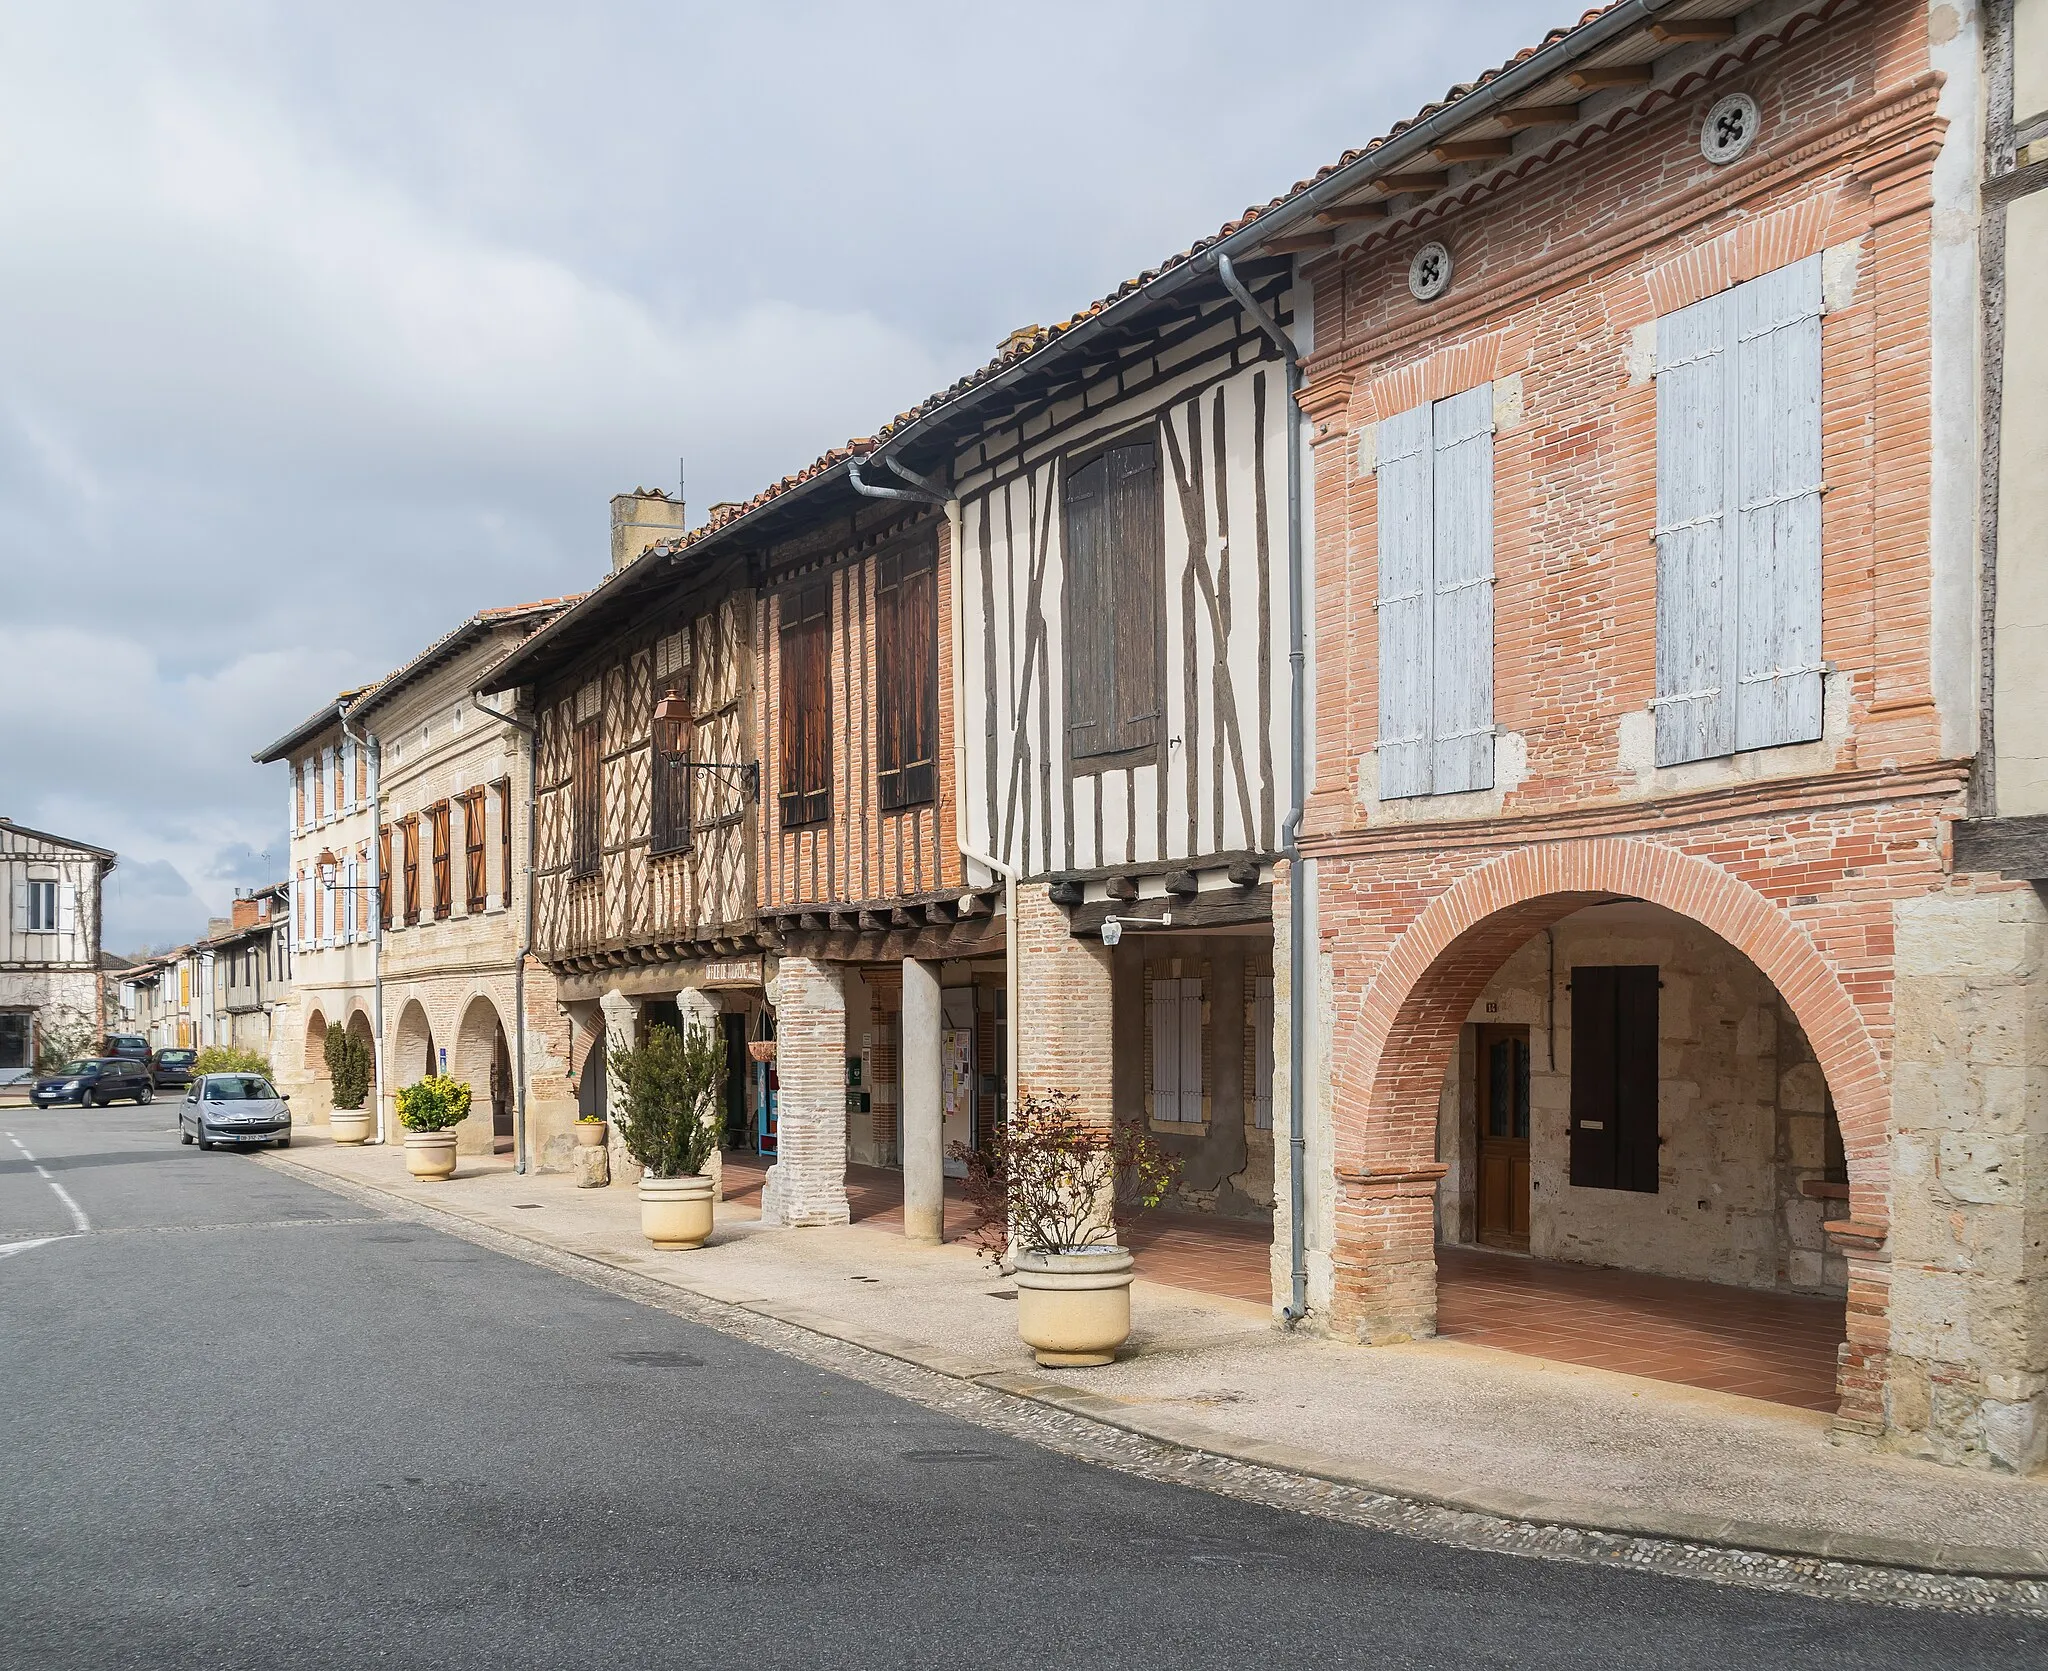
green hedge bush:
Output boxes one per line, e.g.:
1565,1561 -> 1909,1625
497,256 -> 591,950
191,1044 -> 273,1080
395,1074 -> 471,1132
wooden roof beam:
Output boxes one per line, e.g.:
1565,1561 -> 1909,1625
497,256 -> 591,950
1379,170 -> 1451,195
1433,137 -> 1514,164
1315,201 -> 1389,226
1494,102 -> 1581,130
1260,229 -> 1336,255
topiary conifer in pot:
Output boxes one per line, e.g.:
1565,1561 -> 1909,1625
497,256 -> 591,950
324,1024 -> 374,1144
609,1019 -> 725,1249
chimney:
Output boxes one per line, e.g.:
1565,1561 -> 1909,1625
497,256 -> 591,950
610,488 -> 688,573
231,896 -> 264,930
206,916 -> 232,941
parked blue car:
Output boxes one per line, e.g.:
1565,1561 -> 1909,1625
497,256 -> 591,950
32,1057 -> 156,1108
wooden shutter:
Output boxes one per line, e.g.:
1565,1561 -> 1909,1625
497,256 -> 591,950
378,824 -> 391,930
1108,440 -> 1163,753
1656,256 -> 1824,765
1429,386 -> 1496,793
573,718 -> 602,876
340,739 -> 355,811
402,817 -> 420,924
431,802 -> 452,918
1063,453 -> 1110,757
1148,975 -> 1181,1121
877,540 -> 939,811
344,858 -> 357,940
778,582 -> 831,827
57,882 -> 76,936
1569,964 -> 1660,1193
1252,974 -> 1275,1131
465,791 -> 487,912
1733,255 -> 1825,751
495,780 -> 512,910
1376,403 -> 1435,798
1177,975 -> 1205,1123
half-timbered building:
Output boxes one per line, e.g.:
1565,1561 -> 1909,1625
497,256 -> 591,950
0,818 -> 115,1080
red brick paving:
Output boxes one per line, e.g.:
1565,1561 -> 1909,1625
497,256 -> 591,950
719,1152 -> 1844,1411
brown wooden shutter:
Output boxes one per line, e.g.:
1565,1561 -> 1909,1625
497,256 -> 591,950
495,779 -> 512,910
464,790 -> 487,913
573,718 -> 602,877
377,824 -> 391,930
1569,965 -> 1659,1193
401,817 -> 420,925
778,582 -> 831,827
1063,454 -> 1109,757
876,539 -> 939,812
430,802 -> 452,919
1107,438 -> 1163,752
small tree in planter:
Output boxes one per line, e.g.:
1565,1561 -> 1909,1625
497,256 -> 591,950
950,1090 -> 1179,1368
609,1020 -> 725,1249
323,1024 -> 375,1144
394,1074 -> 469,1180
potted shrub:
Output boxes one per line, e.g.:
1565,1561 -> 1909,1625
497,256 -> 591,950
574,1113 -> 608,1149
952,1091 -> 1179,1367
610,1018 -> 724,1249
323,1025 -> 373,1145
395,1074 -> 469,1180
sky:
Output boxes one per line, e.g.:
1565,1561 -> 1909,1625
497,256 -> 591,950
0,0 -> 1571,956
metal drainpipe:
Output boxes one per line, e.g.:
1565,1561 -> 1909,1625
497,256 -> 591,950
477,691 -> 538,1175
337,705 -> 388,1144
1217,253 -> 1311,1327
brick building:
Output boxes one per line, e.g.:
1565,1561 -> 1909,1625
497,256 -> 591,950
1162,0 -> 2037,1470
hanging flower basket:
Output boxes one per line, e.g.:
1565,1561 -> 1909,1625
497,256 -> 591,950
746,1040 -> 776,1064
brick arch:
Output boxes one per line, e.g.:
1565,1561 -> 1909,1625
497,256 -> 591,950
302,1008 -> 329,1077
1342,836 -> 1890,1225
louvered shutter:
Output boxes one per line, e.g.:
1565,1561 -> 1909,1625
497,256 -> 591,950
341,738 -> 356,811
1376,403 -> 1435,798
1177,976 -> 1205,1123
1430,386 -> 1496,793
1253,974 -> 1275,1131
1149,975 -> 1181,1121
1733,255 -> 1824,751
11,881 -> 26,932
344,859 -> 357,940
58,882 -> 76,935
1109,440 -> 1163,753
1064,454 -> 1109,757
1655,288 -> 1736,764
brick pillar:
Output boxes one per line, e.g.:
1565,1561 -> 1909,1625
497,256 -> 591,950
900,958 -> 944,1246
1828,1223 -> 1891,1440
679,986 -> 723,1201
1013,882 -> 1113,1126
761,956 -> 849,1227
1332,1167 -> 1448,1344
599,988 -> 638,1187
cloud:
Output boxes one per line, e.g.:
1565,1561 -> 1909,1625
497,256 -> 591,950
0,0 -> 1569,946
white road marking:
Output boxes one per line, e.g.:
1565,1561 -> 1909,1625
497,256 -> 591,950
0,1236 -> 74,1260
5,1133 -> 91,1234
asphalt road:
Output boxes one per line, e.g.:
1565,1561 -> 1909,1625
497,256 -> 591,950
2,1104 -> 2043,1670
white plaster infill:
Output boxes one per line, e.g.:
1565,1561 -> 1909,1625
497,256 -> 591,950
259,1135 -> 2048,1593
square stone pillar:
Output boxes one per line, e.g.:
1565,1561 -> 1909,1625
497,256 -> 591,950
598,988 -> 639,1188
760,956 -> 850,1227
678,986 -> 724,1201
900,958 -> 944,1245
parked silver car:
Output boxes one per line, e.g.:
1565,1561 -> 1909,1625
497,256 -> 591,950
179,1074 -> 291,1151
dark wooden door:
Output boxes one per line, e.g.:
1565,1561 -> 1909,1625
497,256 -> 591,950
490,1029 -> 513,1142
1476,1025 -> 1531,1248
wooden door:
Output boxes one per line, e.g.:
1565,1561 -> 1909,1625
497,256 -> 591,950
1476,1026 -> 1531,1248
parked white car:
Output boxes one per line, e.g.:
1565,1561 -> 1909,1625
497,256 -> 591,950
179,1074 -> 291,1151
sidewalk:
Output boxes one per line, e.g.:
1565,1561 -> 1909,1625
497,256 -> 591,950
263,1135 -> 2048,1581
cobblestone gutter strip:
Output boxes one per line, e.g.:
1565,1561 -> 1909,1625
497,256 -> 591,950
264,1155 -> 2048,1617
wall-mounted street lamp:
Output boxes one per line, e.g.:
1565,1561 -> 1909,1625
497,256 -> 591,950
1099,911 -> 1173,948
313,847 -> 382,892
653,685 -> 761,804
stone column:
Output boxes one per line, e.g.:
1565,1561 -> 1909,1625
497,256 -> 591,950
679,986 -> 724,1201
900,958 -> 944,1246
760,957 -> 850,1227
598,988 -> 639,1188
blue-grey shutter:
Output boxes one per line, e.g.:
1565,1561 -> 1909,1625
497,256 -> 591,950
1655,287 -> 1736,765
1430,385 -> 1496,792
341,738 -> 356,810
1376,403 -> 1435,799
1149,976 -> 1181,1121
1252,974 -> 1275,1131
1733,254 -> 1824,751
1177,976 -> 1205,1124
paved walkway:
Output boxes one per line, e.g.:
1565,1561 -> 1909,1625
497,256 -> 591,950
262,1135 -> 2048,1578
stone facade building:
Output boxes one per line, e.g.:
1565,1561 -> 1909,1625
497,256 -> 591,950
0,818 -> 114,1080
348,601 -> 579,1167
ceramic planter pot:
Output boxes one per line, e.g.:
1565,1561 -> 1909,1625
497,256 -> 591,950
331,1108 -> 371,1145
1012,1247 -> 1135,1367
574,1120 -> 608,1149
639,1174 -> 715,1249
403,1130 -> 458,1181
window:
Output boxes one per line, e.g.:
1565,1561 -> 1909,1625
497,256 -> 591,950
494,779 -> 512,910
778,581 -> 831,827
1653,254 -> 1824,765
876,537 -> 939,810
401,815 -> 420,925
572,718 -> 603,878
1375,383 -> 1495,799
377,824 -> 392,931
652,683 -> 695,857
1146,968 -> 1205,1123
463,789 -> 488,913
1569,965 -> 1660,1193
23,878 -> 58,932
428,801 -> 452,919
1063,436 -> 1163,762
